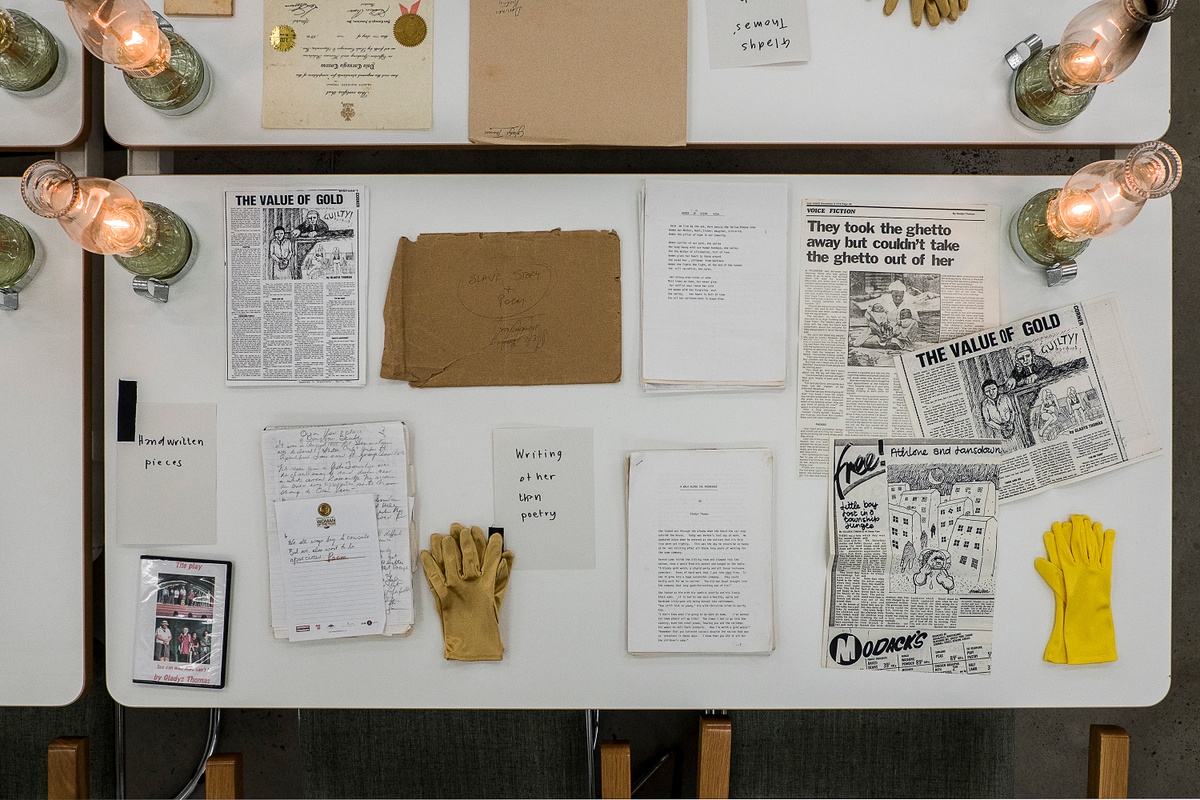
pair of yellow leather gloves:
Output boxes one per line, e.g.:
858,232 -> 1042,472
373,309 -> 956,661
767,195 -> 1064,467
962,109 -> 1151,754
1034,515 -> 1117,664
420,523 -> 514,662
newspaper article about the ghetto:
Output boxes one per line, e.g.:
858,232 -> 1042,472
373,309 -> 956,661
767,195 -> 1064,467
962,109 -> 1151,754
224,188 -> 367,386
824,438 -> 1002,674
796,200 -> 1000,478
896,294 -> 1160,502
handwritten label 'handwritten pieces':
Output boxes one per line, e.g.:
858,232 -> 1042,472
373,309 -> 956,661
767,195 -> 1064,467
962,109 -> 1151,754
262,0 -> 433,130
492,427 -> 595,570
116,402 -> 217,546
274,492 -> 387,641
261,422 -> 413,637
706,0 -> 811,69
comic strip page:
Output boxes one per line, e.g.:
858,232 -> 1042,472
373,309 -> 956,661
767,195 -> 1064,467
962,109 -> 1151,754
896,294 -> 1160,501
823,438 -> 1001,674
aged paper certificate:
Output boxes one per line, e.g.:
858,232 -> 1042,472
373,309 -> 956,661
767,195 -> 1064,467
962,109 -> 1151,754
262,0 -> 433,130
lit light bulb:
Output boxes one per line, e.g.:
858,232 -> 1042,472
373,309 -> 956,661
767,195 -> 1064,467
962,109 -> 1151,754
22,160 -> 194,286
58,0 -> 170,77
1055,42 -> 1103,86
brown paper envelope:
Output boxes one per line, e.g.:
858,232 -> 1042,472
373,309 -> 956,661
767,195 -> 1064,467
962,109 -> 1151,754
468,0 -> 688,146
381,229 -> 622,387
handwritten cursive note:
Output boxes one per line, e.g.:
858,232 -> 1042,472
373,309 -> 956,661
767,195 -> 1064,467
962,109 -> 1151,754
706,0 -> 811,69
263,0 -> 433,130
261,422 -> 414,636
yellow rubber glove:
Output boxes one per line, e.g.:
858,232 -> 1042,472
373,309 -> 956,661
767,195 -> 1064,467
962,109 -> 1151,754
1034,524 -> 1068,664
420,524 -> 514,662
1035,515 -> 1117,665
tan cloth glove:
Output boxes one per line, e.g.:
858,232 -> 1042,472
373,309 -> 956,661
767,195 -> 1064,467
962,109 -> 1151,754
420,523 -> 514,662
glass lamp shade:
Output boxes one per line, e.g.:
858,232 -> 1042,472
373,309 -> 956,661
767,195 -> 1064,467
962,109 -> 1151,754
57,0 -> 169,78
57,0 -> 210,114
1011,141 -> 1181,269
1011,0 -> 1173,128
1051,0 -> 1176,93
21,159 -> 193,282
0,7 -> 62,93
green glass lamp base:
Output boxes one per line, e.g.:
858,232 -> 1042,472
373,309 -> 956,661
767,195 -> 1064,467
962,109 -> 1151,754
115,202 -> 197,302
1009,189 -> 1089,286
122,29 -> 211,117
1008,42 -> 1096,131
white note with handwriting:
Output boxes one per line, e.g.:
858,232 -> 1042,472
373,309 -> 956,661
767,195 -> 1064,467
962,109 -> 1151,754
274,493 -> 387,641
261,422 -> 413,637
627,449 -> 775,655
706,0 -> 810,69
116,402 -> 218,545
642,179 -> 790,391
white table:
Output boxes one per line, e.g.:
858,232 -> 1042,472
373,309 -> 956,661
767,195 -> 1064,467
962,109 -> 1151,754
104,173 -> 1171,708
0,180 -> 90,705
0,9 -> 87,150
104,1 -> 1171,148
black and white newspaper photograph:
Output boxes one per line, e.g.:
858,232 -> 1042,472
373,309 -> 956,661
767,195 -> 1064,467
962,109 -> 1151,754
224,188 -> 367,386
896,294 -> 1160,501
796,200 -> 1000,477
134,556 -> 232,689
824,438 -> 1001,674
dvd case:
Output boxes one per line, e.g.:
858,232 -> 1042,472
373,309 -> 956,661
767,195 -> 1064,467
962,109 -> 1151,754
133,555 -> 232,689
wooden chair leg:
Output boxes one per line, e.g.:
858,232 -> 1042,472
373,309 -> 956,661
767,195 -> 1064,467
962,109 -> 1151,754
1088,725 -> 1129,799
48,737 -> 89,800
206,753 -> 244,800
697,714 -> 731,800
600,740 -> 632,799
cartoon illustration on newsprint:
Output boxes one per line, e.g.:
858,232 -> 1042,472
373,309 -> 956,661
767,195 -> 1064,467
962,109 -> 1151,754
847,272 -> 941,367
958,333 -> 1095,453
264,207 -> 357,281
886,461 -> 999,596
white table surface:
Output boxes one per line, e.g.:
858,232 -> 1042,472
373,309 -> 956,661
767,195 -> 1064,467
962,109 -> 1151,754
0,179 -> 89,706
0,7 -> 87,150
105,173 -> 1171,709
104,1 -> 1171,148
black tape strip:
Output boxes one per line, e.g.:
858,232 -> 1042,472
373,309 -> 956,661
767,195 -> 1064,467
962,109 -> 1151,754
117,380 -> 137,442
488,526 -> 504,542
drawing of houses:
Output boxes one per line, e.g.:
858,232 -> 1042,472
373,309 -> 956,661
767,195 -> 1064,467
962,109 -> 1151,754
950,481 -> 997,517
888,482 -> 911,507
888,505 -> 918,563
947,514 -> 998,582
936,498 -> 971,549
897,489 -> 940,549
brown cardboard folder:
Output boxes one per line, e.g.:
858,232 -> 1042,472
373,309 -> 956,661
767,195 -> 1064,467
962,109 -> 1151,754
381,229 -> 622,387
468,0 -> 688,146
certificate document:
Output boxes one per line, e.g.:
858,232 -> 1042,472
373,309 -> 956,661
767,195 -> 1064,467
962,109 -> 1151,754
262,0 -> 434,130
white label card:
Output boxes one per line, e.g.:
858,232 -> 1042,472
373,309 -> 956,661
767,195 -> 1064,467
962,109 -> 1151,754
492,427 -> 596,570
116,402 -> 218,545
706,0 -> 811,69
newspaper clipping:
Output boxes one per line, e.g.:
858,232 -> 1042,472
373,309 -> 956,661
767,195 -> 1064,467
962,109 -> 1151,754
896,294 -> 1160,502
796,200 -> 1000,477
824,438 -> 1002,674
225,188 -> 367,386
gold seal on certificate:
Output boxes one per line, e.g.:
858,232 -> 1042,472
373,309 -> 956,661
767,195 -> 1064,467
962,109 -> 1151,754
270,25 -> 296,52
394,1 -> 427,47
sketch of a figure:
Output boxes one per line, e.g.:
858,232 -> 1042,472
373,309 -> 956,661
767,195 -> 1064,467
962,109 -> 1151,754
268,226 -> 297,280
914,549 -> 955,594
979,379 -> 1017,439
